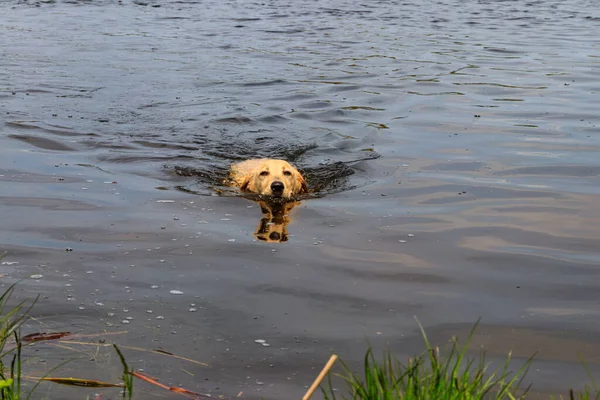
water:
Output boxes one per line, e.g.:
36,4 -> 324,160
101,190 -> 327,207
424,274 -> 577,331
1,0 -> 599,398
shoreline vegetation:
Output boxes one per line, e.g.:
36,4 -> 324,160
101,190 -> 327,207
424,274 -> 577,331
0,282 -> 598,400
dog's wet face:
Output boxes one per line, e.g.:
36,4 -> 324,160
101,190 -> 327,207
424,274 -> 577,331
254,160 -> 303,198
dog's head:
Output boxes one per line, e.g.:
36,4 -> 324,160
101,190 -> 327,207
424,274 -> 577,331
240,160 -> 308,199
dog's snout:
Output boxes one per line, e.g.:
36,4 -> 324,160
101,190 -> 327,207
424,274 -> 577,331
270,181 -> 284,192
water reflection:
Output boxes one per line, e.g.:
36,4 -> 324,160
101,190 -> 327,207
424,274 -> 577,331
253,199 -> 300,243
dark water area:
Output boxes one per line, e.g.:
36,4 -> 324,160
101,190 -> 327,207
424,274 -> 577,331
1,0 -> 599,398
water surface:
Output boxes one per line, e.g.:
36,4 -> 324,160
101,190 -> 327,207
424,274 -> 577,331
1,0 -> 599,398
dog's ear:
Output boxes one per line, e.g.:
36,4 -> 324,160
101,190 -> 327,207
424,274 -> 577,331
240,174 -> 254,192
296,172 -> 309,194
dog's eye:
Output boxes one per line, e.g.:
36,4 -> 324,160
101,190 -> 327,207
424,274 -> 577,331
260,171 -> 269,176
283,171 -> 292,176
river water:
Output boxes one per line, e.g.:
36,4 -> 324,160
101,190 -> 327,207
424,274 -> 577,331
1,0 -> 599,399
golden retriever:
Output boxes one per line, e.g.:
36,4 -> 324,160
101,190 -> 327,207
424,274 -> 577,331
227,159 -> 308,198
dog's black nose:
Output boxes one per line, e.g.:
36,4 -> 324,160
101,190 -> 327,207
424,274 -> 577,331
270,181 -> 284,193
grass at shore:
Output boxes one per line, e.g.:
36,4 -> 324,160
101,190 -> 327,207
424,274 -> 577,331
0,282 -> 35,400
319,320 -> 599,400
321,320 -> 532,400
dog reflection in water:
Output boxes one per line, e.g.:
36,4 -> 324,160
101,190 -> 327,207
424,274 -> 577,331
254,200 -> 299,242
225,159 -> 309,243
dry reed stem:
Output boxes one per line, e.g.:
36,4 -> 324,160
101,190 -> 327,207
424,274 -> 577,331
302,354 -> 338,400
54,340 -> 209,366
